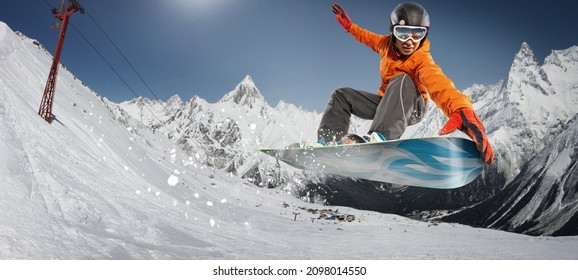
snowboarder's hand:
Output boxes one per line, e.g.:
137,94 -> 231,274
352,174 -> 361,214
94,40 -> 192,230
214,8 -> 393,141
332,3 -> 352,32
439,108 -> 495,164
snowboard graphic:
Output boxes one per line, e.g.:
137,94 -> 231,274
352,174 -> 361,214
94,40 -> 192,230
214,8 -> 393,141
261,137 -> 484,189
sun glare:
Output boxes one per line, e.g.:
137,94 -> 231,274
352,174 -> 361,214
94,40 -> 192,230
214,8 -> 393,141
171,0 -> 226,11
167,0 -> 232,20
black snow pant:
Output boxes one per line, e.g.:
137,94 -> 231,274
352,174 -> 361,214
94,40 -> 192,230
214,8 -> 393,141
317,74 -> 426,142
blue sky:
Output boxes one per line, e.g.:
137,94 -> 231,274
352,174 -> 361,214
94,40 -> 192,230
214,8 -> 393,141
2,0 -> 577,112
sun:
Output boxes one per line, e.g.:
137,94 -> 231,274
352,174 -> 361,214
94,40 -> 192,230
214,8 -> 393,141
170,0 -> 226,11
167,0 -> 232,19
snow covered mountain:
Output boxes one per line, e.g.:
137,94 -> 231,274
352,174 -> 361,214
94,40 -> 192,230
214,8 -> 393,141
434,44 -> 578,236
120,75 -> 323,190
444,113 -> 578,236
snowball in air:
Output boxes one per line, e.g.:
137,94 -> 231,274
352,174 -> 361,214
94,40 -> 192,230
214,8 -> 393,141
167,174 -> 179,186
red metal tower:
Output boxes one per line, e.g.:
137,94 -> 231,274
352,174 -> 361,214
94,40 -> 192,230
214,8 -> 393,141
38,0 -> 84,123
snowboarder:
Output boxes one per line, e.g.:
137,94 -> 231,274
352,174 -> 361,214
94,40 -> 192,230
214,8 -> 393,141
318,2 -> 494,164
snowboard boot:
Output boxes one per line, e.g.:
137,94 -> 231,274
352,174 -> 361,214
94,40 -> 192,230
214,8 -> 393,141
341,133 -> 367,144
341,132 -> 386,144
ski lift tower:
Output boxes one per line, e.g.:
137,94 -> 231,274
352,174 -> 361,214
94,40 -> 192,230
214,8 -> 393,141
38,0 -> 85,123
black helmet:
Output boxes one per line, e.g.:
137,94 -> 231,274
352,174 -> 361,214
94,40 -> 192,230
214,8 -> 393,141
389,2 -> 430,31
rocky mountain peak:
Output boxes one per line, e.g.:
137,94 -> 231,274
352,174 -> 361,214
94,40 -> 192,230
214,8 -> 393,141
506,42 -> 555,99
510,42 -> 539,72
166,94 -> 183,108
219,75 -> 266,109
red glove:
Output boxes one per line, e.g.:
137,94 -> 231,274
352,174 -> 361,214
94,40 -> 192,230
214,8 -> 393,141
332,3 -> 352,32
439,108 -> 495,164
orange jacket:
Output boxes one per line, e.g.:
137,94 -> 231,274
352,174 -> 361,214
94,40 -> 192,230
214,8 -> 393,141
349,23 -> 473,117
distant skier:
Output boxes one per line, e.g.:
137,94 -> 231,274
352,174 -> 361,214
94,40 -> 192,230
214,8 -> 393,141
317,2 -> 494,164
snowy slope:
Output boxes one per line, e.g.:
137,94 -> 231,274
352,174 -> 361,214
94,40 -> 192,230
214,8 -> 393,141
3,21 -> 578,259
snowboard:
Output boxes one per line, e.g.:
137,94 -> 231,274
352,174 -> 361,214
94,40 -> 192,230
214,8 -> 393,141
260,137 -> 484,189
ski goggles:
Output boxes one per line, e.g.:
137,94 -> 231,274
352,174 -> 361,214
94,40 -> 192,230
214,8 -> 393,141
393,25 -> 428,42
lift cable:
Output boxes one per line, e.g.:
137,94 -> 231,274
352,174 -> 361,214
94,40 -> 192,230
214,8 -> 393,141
84,10 -> 164,102
68,22 -> 165,124
42,0 -> 166,125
